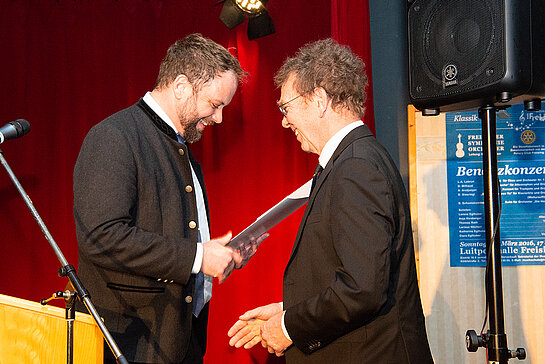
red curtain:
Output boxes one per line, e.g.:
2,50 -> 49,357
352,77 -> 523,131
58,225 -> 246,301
0,1 -> 372,363
331,0 -> 375,133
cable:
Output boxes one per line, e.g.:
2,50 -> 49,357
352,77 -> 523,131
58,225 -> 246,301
480,173 -> 502,336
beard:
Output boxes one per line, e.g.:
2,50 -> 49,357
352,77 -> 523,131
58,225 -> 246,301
176,97 -> 209,144
180,118 -> 202,144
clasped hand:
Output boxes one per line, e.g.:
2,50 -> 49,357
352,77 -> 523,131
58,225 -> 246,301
201,231 -> 236,281
228,302 -> 293,357
202,232 -> 269,282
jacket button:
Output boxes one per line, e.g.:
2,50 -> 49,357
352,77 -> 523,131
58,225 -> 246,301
178,148 -> 185,156
185,295 -> 193,303
308,340 -> 321,350
189,221 -> 197,229
185,185 -> 193,193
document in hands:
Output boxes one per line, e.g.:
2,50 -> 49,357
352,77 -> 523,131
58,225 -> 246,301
222,179 -> 312,281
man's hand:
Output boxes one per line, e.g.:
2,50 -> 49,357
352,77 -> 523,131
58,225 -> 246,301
234,233 -> 269,269
201,231 -> 235,279
261,311 -> 293,356
228,302 -> 282,349
218,232 -> 271,283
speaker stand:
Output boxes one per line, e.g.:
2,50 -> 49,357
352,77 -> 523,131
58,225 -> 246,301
465,105 -> 526,363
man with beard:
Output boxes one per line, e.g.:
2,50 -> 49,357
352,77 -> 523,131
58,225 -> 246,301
73,34 -> 252,364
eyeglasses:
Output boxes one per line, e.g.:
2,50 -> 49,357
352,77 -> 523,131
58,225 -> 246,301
277,95 -> 301,117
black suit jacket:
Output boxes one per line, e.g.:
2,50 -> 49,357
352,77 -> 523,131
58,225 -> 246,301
283,125 -> 433,363
74,100 -> 208,363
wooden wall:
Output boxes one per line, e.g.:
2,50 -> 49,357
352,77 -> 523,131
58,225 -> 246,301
408,106 -> 545,363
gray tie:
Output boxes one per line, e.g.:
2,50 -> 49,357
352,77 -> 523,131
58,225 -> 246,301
193,232 -> 206,317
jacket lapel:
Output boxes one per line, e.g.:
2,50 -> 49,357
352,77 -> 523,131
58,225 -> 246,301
137,98 -> 211,227
285,125 -> 374,270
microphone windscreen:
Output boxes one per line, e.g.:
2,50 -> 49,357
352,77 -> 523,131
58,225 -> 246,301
11,119 -> 31,137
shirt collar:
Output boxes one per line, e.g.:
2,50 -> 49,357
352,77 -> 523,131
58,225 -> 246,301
143,91 -> 180,137
319,120 -> 364,168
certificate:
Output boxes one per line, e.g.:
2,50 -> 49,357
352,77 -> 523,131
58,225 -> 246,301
221,179 -> 312,281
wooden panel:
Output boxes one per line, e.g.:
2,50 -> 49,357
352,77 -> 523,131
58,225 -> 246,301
409,108 -> 545,363
0,294 -> 103,364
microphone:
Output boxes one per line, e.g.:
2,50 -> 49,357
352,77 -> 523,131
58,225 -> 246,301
0,119 -> 31,144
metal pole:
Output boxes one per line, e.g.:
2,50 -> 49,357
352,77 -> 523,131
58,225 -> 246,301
479,105 -> 508,364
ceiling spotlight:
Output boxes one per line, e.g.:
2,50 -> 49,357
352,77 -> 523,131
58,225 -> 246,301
236,0 -> 265,13
219,0 -> 275,40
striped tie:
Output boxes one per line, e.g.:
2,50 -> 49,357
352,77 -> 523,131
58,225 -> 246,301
311,163 -> 323,192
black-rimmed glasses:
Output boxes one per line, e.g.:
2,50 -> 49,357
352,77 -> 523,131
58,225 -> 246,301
277,95 -> 301,117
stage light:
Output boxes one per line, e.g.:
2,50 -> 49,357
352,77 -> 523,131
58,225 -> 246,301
219,0 -> 275,40
236,0 -> 264,13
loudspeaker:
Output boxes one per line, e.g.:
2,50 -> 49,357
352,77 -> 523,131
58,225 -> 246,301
408,0 -> 545,114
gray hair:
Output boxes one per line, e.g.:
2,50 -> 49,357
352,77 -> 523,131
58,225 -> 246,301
274,38 -> 368,118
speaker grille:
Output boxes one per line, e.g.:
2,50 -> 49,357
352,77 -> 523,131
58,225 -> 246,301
409,0 -> 506,100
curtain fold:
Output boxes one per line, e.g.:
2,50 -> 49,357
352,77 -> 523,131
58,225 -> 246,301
331,0 -> 375,133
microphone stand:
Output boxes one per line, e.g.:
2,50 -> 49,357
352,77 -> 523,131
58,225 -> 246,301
0,148 -> 129,364
41,290 -> 78,364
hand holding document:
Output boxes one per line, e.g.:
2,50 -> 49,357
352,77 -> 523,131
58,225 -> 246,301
220,179 -> 312,283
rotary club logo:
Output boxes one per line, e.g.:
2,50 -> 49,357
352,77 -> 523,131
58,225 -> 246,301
520,130 -> 536,145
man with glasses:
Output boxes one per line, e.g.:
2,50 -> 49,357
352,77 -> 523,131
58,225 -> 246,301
74,34 -> 253,364
228,38 -> 434,363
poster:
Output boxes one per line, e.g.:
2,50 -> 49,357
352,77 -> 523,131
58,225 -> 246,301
446,103 -> 545,266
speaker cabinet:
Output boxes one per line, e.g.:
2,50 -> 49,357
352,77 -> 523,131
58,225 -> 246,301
408,0 -> 545,113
